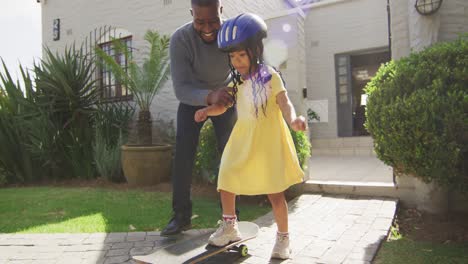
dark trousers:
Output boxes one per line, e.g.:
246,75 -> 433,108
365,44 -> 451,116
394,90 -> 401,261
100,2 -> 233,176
172,103 -> 237,220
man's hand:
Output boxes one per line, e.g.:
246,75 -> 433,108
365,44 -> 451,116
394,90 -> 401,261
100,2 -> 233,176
194,108 -> 208,123
291,115 -> 307,131
206,87 -> 234,107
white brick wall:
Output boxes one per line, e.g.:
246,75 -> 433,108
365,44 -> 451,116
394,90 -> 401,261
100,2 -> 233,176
222,0 -> 289,17
40,0 -> 403,141
264,14 -> 307,115
438,0 -> 468,42
40,0 -> 292,132
390,0 -> 411,59
391,0 -> 468,60
41,0 -> 194,131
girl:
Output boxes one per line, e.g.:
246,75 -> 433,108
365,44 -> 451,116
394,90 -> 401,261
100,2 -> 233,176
194,13 -> 306,259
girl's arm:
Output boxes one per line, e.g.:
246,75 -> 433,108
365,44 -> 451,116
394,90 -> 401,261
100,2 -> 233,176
194,104 -> 229,122
276,91 -> 307,131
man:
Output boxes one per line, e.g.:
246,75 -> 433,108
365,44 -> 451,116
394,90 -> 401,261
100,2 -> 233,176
161,0 -> 237,236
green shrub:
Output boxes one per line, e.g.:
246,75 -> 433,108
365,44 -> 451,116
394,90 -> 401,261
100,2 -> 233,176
94,102 -> 135,146
0,166 -> 8,186
194,121 -> 311,184
93,102 -> 134,182
194,121 -> 219,184
0,46 -> 101,183
94,130 -> 125,182
0,62 -> 38,183
33,46 -> 99,179
290,128 -> 312,170
365,35 -> 468,193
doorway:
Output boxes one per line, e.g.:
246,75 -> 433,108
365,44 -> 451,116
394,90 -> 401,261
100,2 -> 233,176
336,49 -> 390,137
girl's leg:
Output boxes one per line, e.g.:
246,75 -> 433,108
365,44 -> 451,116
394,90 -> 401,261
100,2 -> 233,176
220,190 -> 236,216
268,192 -> 291,259
212,107 -> 241,219
267,192 -> 288,232
208,189 -> 242,246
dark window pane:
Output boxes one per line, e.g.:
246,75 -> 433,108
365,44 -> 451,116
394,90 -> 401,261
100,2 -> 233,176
97,36 -> 133,101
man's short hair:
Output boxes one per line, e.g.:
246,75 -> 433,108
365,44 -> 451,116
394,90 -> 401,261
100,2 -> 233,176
191,0 -> 219,7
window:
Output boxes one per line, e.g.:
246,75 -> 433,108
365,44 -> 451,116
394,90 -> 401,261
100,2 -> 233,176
98,36 -> 133,101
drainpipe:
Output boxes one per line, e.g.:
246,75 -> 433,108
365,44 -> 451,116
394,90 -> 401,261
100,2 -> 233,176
285,0 -> 306,18
387,0 -> 392,58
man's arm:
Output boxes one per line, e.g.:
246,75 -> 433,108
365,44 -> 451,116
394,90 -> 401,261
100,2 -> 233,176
170,32 -> 210,106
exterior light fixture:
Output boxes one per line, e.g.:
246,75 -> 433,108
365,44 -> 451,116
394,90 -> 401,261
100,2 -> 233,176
415,0 -> 443,16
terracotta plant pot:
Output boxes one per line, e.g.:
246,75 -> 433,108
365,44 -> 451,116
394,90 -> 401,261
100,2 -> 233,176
121,144 -> 172,186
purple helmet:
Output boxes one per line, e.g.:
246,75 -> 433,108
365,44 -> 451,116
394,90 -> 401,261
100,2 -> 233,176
218,13 -> 267,52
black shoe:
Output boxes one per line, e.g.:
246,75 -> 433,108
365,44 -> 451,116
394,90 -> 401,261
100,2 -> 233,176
161,216 -> 191,236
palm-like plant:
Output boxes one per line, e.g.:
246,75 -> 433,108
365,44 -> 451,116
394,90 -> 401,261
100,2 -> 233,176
0,62 -> 36,183
33,46 -> 99,179
1,44 -> 101,182
96,30 -> 170,145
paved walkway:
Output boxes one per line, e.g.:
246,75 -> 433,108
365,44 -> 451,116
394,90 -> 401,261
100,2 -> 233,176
0,194 -> 397,264
308,156 -> 394,186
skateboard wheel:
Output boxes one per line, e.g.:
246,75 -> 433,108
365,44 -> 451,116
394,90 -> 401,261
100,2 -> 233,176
239,244 -> 248,257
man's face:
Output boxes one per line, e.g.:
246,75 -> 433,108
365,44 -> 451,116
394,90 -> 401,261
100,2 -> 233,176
191,4 -> 222,44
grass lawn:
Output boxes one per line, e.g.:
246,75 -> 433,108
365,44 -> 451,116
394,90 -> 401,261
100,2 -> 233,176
374,208 -> 468,264
374,238 -> 468,264
0,186 -> 271,233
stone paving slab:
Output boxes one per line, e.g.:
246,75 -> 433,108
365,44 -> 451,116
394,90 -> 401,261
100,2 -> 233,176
0,194 -> 397,264
0,229 -> 212,264
236,194 -> 397,264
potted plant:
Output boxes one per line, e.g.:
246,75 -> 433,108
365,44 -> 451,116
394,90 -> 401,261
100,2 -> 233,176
96,30 -> 171,186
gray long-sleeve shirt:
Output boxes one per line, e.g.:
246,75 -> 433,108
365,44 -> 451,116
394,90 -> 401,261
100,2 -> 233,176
170,22 -> 230,106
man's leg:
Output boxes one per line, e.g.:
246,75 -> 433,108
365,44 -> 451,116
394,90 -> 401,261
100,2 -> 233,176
211,107 -> 237,154
211,107 -> 241,219
162,103 -> 204,236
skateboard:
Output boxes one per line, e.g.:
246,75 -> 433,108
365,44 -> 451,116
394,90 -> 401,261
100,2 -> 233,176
188,221 -> 259,263
133,221 -> 259,264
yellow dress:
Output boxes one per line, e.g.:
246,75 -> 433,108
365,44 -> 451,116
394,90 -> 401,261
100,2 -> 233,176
217,66 -> 304,195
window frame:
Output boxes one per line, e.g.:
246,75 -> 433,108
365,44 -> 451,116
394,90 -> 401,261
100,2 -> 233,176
97,36 -> 133,102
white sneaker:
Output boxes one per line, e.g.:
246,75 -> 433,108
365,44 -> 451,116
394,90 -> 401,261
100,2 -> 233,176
208,219 -> 242,246
271,233 -> 291,259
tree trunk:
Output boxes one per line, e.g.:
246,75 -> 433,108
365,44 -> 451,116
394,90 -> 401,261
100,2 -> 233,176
137,110 -> 152,145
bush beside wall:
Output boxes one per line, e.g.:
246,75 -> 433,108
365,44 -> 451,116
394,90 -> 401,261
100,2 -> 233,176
365,35 -> 468,194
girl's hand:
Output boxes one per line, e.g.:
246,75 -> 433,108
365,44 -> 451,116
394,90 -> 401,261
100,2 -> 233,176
194,109 -> 208,122
291,115 -> 307,131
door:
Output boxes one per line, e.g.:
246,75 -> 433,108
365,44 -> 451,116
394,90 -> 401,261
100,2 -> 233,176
336,50 -> 390,137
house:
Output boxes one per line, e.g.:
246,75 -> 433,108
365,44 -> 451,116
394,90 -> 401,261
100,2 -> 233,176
38,0 -> 467,152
